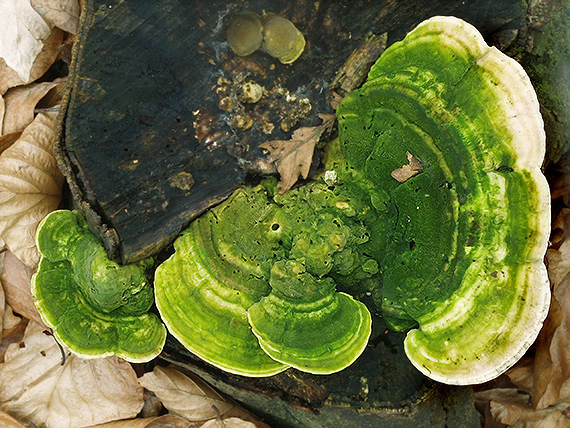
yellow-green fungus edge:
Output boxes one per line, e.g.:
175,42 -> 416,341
337,16 -> 550,385
31,210 -> 167,363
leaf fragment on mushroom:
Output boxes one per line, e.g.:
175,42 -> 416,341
260,113 -> 335,193
391,151 -> 424,183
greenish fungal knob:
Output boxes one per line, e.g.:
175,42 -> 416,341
225,12 -> 263,57
260,13 -> 306,64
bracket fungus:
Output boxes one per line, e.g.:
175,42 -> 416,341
154,180 -> 374,376
32,210 -> 166,362
336,16 -> 550,384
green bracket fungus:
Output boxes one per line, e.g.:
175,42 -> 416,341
336,16 -> 551,385
248,260 -> 372,374
155,181 -> 376,376
32,210 -> 166,362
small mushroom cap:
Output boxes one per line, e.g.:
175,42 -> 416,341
32,210 -> 166,363
247,260 -> 372,374
261,13 -> 305,64
337,16 -> 550,384
225,12 -> 263,57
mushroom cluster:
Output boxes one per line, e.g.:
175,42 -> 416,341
154,180 -> 375,376
30,16 -> 550,386
157,16 -> 550,384
336,16 -> 550,384
225,12 -> 305,64
32,210 -> 166,362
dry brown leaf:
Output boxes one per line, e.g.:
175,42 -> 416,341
2,80 -> 61,135
0,132 -> 22,155
139,366 -> 236,422
140,392 -> 164,419
0,410 -> 26,428
0,248 -> 44,325
491,399 -> 570,427
533,270 -> 570,409
0,321 -> 144,428
0,28 -> 64,95
0,110 -> 64,268
391,151 -> 424,183
32,0 -> 80,34
201,418 -> 257,428
0,94 -> 4,134
260,113 -> 335,193
0,318 -> 28,363
0,0 -> 53,82
87,414 -> 195,428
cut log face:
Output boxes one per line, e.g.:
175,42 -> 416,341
56,0 -> 526,264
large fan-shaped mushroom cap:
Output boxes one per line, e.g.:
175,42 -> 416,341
337,16 -> 550,384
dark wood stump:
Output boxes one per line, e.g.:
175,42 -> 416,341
56,0 -> 530,264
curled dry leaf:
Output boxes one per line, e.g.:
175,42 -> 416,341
260,113 -> 335,193
0,94 -> 4,134
0,110 -> 64,268
139,366 -> 235,422
0,321 -> 144,428
0,0 -> 53,82
0,28 -> 64,95
87,414 -> 194,428
31,0 -> 80,34
0,132 -> 22,155
0,247 -> 44,326
2,80 -> 61,135
0,410 -> 26,428
491,399 -> 570,427
201,418 -> 258,428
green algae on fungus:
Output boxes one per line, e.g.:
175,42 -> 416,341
32,210 -> 166,363
154,180 -> 376,376
248,259 -> 372,374
336,16 -> 550,385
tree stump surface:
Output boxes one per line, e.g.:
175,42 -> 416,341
56,0 -> 528,264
